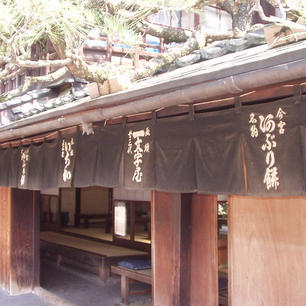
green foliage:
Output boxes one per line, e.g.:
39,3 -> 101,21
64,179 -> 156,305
0,0 -> 148,59
218,201 -> 228,218
0,0 -> 95,57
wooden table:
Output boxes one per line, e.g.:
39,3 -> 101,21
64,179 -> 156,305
40,231 -> 148,280
111,265 -> 152,305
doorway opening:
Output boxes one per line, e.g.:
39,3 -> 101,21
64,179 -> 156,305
218,195 -> 228,306
39,186 -> 152,306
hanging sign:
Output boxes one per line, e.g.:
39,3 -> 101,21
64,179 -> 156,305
243,96 -> 306,195
58,134 -> 77,187
124,122 -> 155,189
74,125 -> 124,187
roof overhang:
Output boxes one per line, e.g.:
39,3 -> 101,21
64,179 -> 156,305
0,41 -> 305,141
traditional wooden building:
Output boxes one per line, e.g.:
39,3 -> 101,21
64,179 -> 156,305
0,25 -> 305,306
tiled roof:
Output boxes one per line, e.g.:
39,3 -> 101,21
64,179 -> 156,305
0,25 -> 304,128
0,73 -> 89,126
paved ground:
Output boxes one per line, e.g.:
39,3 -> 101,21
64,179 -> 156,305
0,260 -> 151,306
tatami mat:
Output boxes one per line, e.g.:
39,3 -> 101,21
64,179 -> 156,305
62,227 -> 150,244
63,227 -> 113,242
40,231 -> 147,257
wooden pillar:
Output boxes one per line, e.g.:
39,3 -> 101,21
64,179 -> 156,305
0,187 -> 11,293
74,188 -> 81,227
189,194 -> 218,306
0,187 -> 40,295
130,201 -> 136,242
152,191 -> 192,306
229,196 -> 306,306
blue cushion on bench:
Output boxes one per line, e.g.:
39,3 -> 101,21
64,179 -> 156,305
219,277 -> 228,291
118,259 -> 151,270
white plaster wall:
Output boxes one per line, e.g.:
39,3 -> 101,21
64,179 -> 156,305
148,10 -> 180,27
41,188 -> 59,195
199,6 -> 232,33
181,11 -> 195,29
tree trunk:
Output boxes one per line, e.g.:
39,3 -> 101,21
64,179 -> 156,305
232,3 -> 255,34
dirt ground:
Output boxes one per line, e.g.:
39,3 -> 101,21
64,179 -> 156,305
0,288 -> 52,306
0,260 -> 151,306
40,260 -> 152,306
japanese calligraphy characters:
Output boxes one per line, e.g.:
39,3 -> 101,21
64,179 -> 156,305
61,137 -> 74,183
20,148 -> 29,186
127,127 -> 151,183
249,108 -> 287,191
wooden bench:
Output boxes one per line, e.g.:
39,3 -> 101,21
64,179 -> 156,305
74,213 -> 112,232
111,265 -> 152,306
40,231 -> 148,280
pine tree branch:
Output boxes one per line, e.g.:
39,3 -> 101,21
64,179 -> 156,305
16,57 -> 72,68
142,21 -> 194,44
0,32 -> 10,45
1,67 -> 69,101
0,64 -> 20,80
0,68 -> 25,82
131,38 -> 199,81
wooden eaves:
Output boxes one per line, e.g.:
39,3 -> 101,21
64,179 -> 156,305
0,40 -> 305,145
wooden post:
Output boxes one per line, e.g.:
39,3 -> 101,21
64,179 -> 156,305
58,188 -> 62,228
0,187 -> 40,295
229,196 -> 306,306
189,194 -> 218,306
130,201 -> 136,242
152,191 -> 192,306
121,274 -> 129,306
152,192 -> 218,306
74,188 -> 81,227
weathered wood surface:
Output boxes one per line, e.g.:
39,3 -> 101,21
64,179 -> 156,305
218,238 -> 228,266
152,192 -> 192,306
152,192 -> 219,306
74,213 -> 111,230
0,188 -> 40,294
0,187 -> 11,292
229,196 -> 306,306
111,265 -> 152,284
190,194 -> 218,306
10,189 -> 40,294
111,265 -> 152,306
